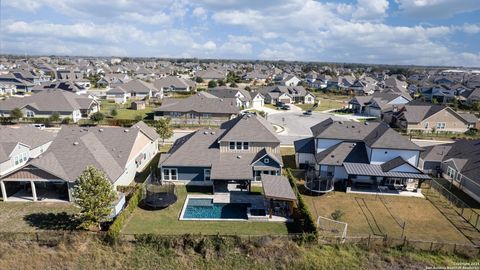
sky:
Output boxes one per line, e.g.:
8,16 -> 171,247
0,0 -> 479,67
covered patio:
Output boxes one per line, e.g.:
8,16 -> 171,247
261,174 -> 297,220
0,165 -> 71,202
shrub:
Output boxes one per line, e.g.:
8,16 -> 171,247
331,209 -> 345,221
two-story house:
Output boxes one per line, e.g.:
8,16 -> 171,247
294,118 -> 430,195
158,113 -> 283,192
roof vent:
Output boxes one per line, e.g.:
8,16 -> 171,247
237,155 -> 242,159
364,122 -> 369,125
124,129 -> 129,132
211,131 -> 215,135
99,128 -> 104,132
339,121 -> 343,124
204,131 -> 208,135
352,125 -> 355,128
73,141 -> 79,146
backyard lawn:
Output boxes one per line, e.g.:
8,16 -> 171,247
100,100 -> 155,120
0,203 -> 78,232
297,97 -> 348,112
121,185 -> 290,235
302,190 -> 471,244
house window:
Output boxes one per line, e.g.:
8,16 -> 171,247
204,169 -> 211,181
236,142 -> 242,149
264,158 -> 270,164
163,168 -> 178,181
26,111 -> 34,117
202,113 -> 211,118
229,142 -> 235,149
243,142 -> 249,150
230,141 -> 249,150
436,122 -> 446,129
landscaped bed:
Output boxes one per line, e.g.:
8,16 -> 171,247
121,185 -> 291,235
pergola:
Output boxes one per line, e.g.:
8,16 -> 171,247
261,174 -> 297,218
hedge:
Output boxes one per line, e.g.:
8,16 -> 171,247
285,168 -> 318,236
106,184 -> 144,243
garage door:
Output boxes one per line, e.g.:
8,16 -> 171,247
252,99 -> 264,108
280,98 -> 291,104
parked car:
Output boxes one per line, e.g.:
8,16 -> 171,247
31,124 -> 45,130
276,101 -> 285,107
303,110 -> 313,116
281,105 -> 291,110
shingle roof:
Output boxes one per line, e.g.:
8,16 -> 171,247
28,123 -> 157,183
0,90 -> 96,113
0,125 -> 55,162
218,113 -> 279,143
310,118 -> 422,151
442,140 -> 480,181
155,93 -> 239,114
262,174 -> 297,201
153,76 -> 195,90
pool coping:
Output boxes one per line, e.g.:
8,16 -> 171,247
179,195 -> 250,221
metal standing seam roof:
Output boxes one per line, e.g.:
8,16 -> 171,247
343,162 -> 431,179
261,174 -> 297,201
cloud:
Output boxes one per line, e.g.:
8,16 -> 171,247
352,0 -> 389,22
192,7 -> 208,20
396,0 -> 480,18
462,24 -> 480,34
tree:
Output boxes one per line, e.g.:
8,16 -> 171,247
10,108 -> 23,121
49,112 -> 61,123
218,79 -> 226,87
72,166 -> 117,230
134,115 -> 143,122
61,117 -> 72,124
195,77 -> 204,83
154,117 -> 173,143
229,82 -> 238,88
472,101 -> 480,112
90,112 -> 105,123
110,108 -> 118,118
245,86 -> 251,91
208,80 -> 217,88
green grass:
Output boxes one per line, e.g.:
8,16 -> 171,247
302,190 -> 471,243
100,100 -> 155,120
121,185 -> 290,235
0,202 -> 78,232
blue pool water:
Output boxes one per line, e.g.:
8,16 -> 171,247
182,198 -> 250,219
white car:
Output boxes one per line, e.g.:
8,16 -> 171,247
31,124 -> 45,130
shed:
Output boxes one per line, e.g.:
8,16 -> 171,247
131,101 -> 146,110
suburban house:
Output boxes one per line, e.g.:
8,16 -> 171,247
153,76 -> 196,92
0,90 -> 100,122
0,126 -> 55,177
0,83 -> 16,95
32,80 -> 88,95
159,113 -> 283,189
348,92 -> 412,117
96,73 -> 130,88
154,92 -> 239,124
207,87 -> 265,108
273,74 -> 301,86
390,103 -> 476,133
0,122 -> 159,202
294,118 -> 430,195
108,79 -> 162,100
0,73 -> 35,92
196,69 -> 226,81
419,140 -> 480,202
259,86 -> 315,104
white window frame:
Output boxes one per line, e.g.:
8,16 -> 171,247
163,168 -> 178,181
243,142 -> 249,150
229,141 -> 235,149
436,122 -> 446,129
204,169 -> 211,181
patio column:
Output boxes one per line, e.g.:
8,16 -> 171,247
0,181 -> 7,202
30,181 -> 37,202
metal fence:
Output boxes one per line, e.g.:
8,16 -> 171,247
425,179 -> 480,231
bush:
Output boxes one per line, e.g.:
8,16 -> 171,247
106,185 -> 144,244
284,169 -> 318,238
331,209 -> 345,221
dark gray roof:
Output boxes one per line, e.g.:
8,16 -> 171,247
155,93 -> 239,114
153,76 -> 195,90
261,174 -> 297,201
0,90 -> 97,113
315,142 -> 368,165
442,140 -> 480,181
398,103 -> 448,124
457,113 -> 478,124
294,138 -> 314,154
310,118 -> 422,151
344,162 -> 430,179
219,113 -> 279,143
380,156 -> 409,172
421,144 -> 453,161
112,79 -> 156,94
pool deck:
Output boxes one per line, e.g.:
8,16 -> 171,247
179,194 -> 290,222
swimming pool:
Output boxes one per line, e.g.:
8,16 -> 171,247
181,198 -> 250,220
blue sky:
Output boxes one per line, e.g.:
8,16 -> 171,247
1,0 -> 479,66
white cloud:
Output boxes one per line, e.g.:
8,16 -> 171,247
352,0 -> 389,21
396,0 -> 480,18
259,42 -> 305,61
462,24 -> 480,34
192,7 -> 208,20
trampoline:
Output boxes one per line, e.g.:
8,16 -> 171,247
141,182 -> 177,210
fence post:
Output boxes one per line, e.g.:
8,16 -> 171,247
367,235 -> 371,249
453,244 -> 457,254
429,241 -> 433,252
